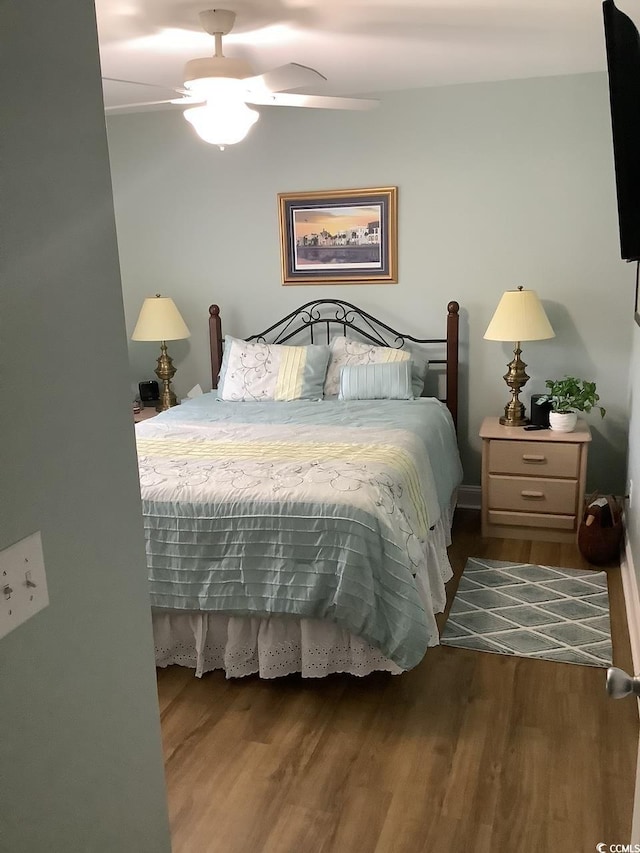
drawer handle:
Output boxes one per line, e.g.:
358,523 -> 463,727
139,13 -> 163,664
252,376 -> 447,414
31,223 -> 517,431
521,490 -> 545,499
521,454 -> 546,463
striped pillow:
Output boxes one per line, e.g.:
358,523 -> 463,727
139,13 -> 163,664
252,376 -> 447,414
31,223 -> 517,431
217,336 -> 330,401
323,336 -> 411,398
338,360 -> 414,400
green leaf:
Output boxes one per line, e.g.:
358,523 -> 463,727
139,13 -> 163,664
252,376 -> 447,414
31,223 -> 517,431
537,376 -> 605,418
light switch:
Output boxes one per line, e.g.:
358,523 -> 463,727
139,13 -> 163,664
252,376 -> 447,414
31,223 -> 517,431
0,532 -> 49,640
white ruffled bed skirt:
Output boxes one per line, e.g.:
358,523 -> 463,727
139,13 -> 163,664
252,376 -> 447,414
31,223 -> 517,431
153,502 -> 455,679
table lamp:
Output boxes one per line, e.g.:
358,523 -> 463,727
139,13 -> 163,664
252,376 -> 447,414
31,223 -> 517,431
484,286 -> 555,426
132,294 -> 190,411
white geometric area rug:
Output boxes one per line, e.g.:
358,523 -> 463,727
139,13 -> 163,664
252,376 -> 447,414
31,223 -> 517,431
441,558 -> 612,668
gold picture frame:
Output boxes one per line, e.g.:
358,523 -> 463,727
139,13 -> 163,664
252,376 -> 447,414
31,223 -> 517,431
278,187 -> 398,285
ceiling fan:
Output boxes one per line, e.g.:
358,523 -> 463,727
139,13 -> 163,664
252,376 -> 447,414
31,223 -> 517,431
103,8 -> 379,149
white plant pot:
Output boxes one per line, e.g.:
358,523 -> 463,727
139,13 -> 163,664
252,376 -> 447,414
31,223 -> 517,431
549,411 -> 578,433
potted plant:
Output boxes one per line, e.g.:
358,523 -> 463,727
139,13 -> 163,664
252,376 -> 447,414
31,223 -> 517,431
535,376 -> 606,432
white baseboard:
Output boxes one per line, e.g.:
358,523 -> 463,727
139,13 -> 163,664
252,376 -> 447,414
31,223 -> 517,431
456,485 -> 481,510
621,529 -> 640,676
619,516 -> 640,845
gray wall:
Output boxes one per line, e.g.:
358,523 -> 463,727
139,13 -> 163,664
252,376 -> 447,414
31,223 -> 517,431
107,72 -> 632,494
0,1 -> 170,851
627,325 -> 640,579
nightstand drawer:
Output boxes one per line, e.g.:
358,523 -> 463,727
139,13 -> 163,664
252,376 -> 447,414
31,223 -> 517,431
487,509 -> 576,531
488,440 -> 580,478
487,474 -> 578,515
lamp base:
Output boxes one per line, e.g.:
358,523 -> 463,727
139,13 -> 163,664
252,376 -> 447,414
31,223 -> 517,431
499,399 -> 528,427
499,414 -> 529,427
155,341 -> 179,412
499,342 -> 529,426
158,384 -> 178,412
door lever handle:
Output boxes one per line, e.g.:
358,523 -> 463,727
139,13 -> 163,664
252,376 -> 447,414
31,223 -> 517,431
606,667 -> 640,698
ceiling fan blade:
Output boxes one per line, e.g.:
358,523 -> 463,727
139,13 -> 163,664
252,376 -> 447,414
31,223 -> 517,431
245,92 -> 379,111
103,77 -> 189,96
248,63 -> 327,94
102,76 -> 168,90
104,97 -> 203,115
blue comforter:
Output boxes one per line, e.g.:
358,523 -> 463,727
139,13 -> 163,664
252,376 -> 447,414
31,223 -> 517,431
135,395 -> 462,669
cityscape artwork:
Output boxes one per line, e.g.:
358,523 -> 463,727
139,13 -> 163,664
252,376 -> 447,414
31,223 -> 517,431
278,187 -> 397,284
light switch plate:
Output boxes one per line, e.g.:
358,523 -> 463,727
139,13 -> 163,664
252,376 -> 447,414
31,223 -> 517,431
0,532 -> 49,640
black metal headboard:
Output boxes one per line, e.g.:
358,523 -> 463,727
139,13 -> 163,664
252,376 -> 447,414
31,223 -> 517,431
209,299 -> 460,428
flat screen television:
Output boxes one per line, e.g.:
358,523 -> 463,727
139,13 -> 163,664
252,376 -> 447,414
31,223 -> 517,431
603,0 -> 640,261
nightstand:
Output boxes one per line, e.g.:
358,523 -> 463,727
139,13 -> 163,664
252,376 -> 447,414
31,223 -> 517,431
134,406 -> 160,424
480,416 -> 592,543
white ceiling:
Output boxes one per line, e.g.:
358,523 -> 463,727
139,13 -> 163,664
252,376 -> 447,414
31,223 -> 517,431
96,0 -> 630,112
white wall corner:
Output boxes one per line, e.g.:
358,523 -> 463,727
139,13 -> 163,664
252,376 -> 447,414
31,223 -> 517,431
621,526 -> 640,677
619,517 -> 640,847
456,484 -> 481,510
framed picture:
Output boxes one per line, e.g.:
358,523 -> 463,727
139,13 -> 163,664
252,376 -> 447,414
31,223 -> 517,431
278,187 -> 398,285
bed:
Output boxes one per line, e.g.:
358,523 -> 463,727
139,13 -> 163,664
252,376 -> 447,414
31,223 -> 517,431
137,299 -> 463,678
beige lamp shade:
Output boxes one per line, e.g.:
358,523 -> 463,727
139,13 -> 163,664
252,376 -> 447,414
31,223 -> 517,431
132,295 -> 190,342
484,288 -> 555,342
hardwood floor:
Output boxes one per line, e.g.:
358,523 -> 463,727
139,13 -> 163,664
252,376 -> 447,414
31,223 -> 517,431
157,510 -> 638,852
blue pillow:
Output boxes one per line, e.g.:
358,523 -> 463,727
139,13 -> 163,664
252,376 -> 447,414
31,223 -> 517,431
406,347 -> 429,397
338,360 -> 414,400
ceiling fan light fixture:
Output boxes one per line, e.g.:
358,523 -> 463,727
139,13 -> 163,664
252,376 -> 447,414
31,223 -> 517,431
183,56 -> 254,87
183,100 -> 259,149
184,75 -> 247,99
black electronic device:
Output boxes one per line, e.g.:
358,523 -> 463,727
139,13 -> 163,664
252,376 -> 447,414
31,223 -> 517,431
524,424 -> 546,431
139,380 -> 159,402
530,393 -> 552,428
603,1 -> 640,261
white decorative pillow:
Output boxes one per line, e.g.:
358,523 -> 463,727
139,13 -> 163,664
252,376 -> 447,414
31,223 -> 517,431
323,336 -> 411,398
217,336 -> 330,402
